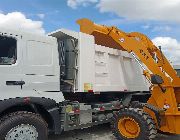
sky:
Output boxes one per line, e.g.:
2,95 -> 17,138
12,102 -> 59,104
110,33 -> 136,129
0,0 -> 180,64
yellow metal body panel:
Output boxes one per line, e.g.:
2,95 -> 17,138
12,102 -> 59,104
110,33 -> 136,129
77,18 -> 180,134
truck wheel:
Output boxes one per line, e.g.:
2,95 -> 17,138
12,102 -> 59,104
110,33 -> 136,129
111,108 -> 157,140
0,111 -> 48,140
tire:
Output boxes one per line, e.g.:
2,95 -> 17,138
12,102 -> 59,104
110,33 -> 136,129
111,108 -> 157,140
0,111 -> 48,140
130,101 -> 143,109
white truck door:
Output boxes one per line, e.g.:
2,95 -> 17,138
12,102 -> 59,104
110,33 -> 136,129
0,34 -> 24,99
22,40 -> 60,93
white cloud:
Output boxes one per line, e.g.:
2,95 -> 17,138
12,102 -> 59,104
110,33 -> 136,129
152,26 -> 171,32
37,13 -> 45,19
67,0 -> 98,9
142,25 -> 172,32
97,0 -> 180,23
0,12 -> 45,34
142,25 -> 150,30
152,37 -> 180,64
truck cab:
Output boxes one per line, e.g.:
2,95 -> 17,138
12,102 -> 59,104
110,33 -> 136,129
0,27 -> 64,102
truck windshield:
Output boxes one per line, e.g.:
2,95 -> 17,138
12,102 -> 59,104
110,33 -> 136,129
0,36 -> 17,65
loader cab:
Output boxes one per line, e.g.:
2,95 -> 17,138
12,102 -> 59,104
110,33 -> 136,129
174,65 -> 180,76
176,69 -> 180,76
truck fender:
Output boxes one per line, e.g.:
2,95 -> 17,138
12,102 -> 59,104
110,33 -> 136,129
0,97 -> 62,134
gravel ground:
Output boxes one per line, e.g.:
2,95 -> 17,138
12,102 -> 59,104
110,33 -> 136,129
49,124 -> 180,140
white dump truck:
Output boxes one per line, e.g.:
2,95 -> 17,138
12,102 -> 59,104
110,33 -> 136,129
0,27 -> 150,139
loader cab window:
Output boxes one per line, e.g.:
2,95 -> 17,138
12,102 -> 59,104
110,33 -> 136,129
175,69 -> 180,76
0,36 -> 17,65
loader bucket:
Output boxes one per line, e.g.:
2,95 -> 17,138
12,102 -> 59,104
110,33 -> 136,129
77,18 -> 125,51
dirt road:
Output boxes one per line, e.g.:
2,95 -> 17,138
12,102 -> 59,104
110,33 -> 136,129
49,124 -> 180,140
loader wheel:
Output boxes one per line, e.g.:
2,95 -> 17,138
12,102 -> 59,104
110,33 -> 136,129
0,111 -> 48,140
111,108 -> 157,140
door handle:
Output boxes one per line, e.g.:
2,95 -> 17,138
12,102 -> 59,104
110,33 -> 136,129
6,81 -> 25,86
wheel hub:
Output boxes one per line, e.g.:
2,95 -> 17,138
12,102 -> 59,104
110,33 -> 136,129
118,117 -> 140,139
5,124 -> 38,140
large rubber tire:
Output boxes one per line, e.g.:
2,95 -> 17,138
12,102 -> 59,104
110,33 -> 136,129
0,111 -> 48,140
111,108 -> 157,140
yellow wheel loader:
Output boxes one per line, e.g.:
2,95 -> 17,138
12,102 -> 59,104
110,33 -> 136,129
77,18 -> 180,140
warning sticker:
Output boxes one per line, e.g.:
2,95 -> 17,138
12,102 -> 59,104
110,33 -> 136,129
84,83 -> 93,92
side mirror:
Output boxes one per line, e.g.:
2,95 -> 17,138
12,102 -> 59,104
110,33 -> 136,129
151,74 -> 164,84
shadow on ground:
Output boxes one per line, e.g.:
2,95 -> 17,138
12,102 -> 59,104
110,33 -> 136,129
49,124 -> 180,140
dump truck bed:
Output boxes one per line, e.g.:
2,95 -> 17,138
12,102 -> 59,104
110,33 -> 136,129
49,29 -> 149,93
